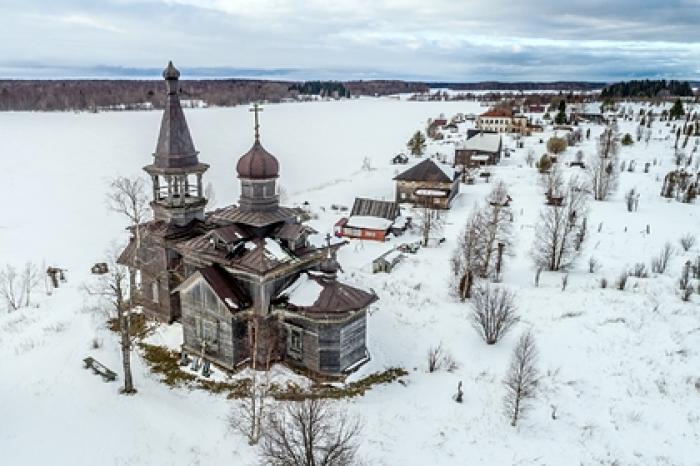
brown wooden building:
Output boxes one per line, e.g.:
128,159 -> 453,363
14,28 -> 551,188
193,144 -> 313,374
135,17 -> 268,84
455,132 -> 502,168
119,62 -> 377,379
393,159 -> 459,209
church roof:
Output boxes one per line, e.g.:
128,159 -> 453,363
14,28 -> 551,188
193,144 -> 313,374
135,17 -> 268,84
147,61 -> 206,172
236,141 -> 280,179
211,205 -> 300,228
279,272 -> 377,317
199,265 -> 251,312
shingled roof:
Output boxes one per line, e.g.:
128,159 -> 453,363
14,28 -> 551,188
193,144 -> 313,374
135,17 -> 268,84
146,61 -> 208,173
279,272 -> 378,317
350,198 -> 400,221
393,158 -> 453,183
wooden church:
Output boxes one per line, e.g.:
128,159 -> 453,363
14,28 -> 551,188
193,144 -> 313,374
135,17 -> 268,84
118,62 -> 377,379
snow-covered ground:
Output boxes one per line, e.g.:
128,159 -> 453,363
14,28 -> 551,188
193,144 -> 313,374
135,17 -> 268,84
1,98 -> 699,465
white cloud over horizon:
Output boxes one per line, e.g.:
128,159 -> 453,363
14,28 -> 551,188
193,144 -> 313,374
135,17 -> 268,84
1,0 -> 699,81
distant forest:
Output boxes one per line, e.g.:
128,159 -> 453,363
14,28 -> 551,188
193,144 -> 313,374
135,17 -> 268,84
0,79 -> 427,112
601,79 -> 695,98
427,81 -> 605,91
1,77 -> 696,112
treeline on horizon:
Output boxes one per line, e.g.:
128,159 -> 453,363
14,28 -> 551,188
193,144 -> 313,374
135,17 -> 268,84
601,79 -> 695,99
0,79 -> 427,112
427,81 -> 605,91
0,77 -> 697,112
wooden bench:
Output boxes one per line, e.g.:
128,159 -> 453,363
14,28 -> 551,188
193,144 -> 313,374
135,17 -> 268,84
83,357 -> 117,382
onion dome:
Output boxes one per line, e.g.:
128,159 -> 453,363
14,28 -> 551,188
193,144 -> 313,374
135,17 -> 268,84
319,255 -> 339,277
236,141 -> 280,179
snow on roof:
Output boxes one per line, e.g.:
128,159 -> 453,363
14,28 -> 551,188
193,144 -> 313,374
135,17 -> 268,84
415,189 -> 448,197
264,238 -> 292,262
345,215 -> 394,230
460,132 -> 501,152
280,274 -> 323,307
242,239 -> 293,263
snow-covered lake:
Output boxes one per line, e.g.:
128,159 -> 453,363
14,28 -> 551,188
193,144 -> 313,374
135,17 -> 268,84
1,97 -> 699,465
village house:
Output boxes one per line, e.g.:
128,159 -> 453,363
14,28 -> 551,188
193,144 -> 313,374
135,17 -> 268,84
393,158 -> 459,209
455,132 -> 502,168
476,108 -> 538,135
334,197 -> 404,242
118,62 -> 377,379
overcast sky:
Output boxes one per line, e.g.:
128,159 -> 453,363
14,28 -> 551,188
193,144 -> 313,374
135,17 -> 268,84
1,0 -> 699,81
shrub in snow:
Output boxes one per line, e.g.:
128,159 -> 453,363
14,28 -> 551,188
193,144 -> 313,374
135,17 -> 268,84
600,278 -> 608,289
651,242 -> 674,274
427,343 -> 459,373
588,256 -> 600,274
621,133 -> 634,145
471,284 -> 519,345
630,263 -> 649,278
682,286 -> 693,302
503,330 -> 539,427
679,234 -> 696,252
679,262 -> 691,291
615,270 -> 628,291
536,154 -> 552,173
546,136 -> 567,155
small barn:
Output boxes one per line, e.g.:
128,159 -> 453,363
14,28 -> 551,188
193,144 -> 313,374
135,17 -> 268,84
372,249 -> 405,273
393,159 -> 459,209
335,198 -> 403,241
455,132 -> 502,168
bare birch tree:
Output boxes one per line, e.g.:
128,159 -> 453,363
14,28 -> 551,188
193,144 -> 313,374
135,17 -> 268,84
451,208 -> 481,300
230,316 -> 275,445
588,127 -> 620,201
471,283 -> 519,345
84,244 -> 135,393
452,183 -> 513,297
0,262 -> 41,312
0,265 -> 20,312
105,175 -> 150,394
504,330 -> 539,427
261,398 -> 362,466
531,175 -> 590,271
415,202 -> 443,247
475,182 -> 513,280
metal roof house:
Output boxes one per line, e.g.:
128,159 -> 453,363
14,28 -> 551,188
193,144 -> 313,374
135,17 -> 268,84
455,132 -> 503,168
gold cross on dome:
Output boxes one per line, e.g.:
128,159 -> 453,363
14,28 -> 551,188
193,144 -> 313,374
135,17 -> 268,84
250,102 -> 263,142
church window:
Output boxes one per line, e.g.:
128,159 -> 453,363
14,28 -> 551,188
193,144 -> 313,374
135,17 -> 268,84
152,281 -> 159,304
288,327 -> 303,359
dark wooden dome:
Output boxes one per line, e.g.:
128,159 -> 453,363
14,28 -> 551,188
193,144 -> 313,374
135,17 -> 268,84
236,141 -> 279,179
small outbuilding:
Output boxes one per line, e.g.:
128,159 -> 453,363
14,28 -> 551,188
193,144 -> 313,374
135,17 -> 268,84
335,198 -> 403,241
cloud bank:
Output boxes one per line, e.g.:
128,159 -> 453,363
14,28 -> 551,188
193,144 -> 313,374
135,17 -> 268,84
1,0 -> 698,81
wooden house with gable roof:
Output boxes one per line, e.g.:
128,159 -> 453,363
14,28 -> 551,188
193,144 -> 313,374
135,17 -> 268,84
119,62 -> 377,379
393,158 -> 459,209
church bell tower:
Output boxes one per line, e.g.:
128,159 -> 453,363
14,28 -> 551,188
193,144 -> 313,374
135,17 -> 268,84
144,61 -> 209,226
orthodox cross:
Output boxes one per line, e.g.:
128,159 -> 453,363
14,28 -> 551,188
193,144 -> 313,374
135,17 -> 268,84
250,102 -> 263,142
325,233 -> 332,257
